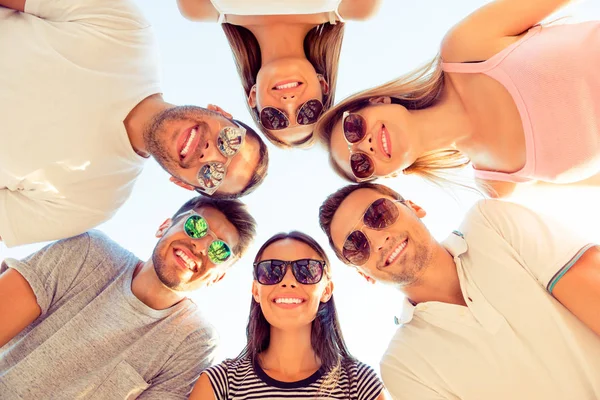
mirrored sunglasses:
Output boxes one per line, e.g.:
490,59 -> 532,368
254,259 -> 326,285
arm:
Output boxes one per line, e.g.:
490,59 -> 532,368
0,0 -> 24,11
177,0 -> 219,22
338,0 -> 382,21
442,0 -> 572,62
552,246 -> 600,337
0,266 -> 41,347
375,390 -> 393,400
189,373 -> 217,400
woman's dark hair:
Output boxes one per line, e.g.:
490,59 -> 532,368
237,231 -> 355,376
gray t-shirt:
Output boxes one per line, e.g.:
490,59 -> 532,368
0,231 -> 218,399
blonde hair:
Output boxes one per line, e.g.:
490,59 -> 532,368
315,54 -> 470,186
222,22 -> 345,148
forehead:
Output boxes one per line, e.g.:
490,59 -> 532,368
330,188 -> 394,250
259,238 -> 321,261
193,206 -> 240,248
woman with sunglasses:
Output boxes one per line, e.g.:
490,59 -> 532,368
316,0 -> 600,198
189,231 -> 389,400
177,0 -> 381,148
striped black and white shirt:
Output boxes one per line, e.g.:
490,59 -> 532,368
204,356 -> 384,399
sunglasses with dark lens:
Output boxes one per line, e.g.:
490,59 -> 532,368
182,212 -> 233,264
259,99 -> 324,131
254,259 -> 326,285
342,111 -> 375,181
196,125 -> 246,195
342,198 -> 403,266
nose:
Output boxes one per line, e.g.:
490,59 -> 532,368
370,230 -> 390,254
199,138 -> 227,164
190,235 -> 211,258
279,264 -> 297,288
354,131 -> 375,154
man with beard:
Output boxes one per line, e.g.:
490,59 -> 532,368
0,0 -> 268,247
0,196 -> 256,399
319,183 -> 600,400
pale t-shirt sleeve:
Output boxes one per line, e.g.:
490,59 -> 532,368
0,233 -> 92,314
0,190 -> 110,247
23,0 -> 149,28
137,327 -> 219,399
380,352 -> 447,400
469,199 -> 595,293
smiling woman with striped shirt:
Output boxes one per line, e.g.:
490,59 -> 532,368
190,231 -> 389,400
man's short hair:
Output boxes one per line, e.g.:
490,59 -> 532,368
201,119 -> 269,200
172,196 -> 257,257
319,183 -> 405,263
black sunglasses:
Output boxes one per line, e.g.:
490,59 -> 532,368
342,198 -> 404,266
254,259 -> 326,285
259,99 -> 324,130
342,111 -> 375,181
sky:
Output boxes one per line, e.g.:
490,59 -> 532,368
2,0 -> 600,373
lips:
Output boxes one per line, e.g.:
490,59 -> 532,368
177,125 -> 202,163
380,125 -> 392,158
272,295 -> 306,309
384,238 -> 408,267
272,80 -> 303,91
173,247 -> 201,273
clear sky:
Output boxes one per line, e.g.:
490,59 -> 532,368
2,0 -> 600,373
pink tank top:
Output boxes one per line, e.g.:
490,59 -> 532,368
442,22 -> 600,183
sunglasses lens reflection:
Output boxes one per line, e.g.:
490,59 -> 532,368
297,100 -> 323,125
350,153 -> 374,179
343,114 -> 366,143
184,215 -> 208,239
208,240 -> 232,264
260,107 -> 289,130
256,260 -> 286,285
364,198 -> 400,229
217,127 -> 244,157
343,230 -> 370,265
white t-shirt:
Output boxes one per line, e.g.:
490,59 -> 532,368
381,200 -> 600,400
0,0 -> 161,247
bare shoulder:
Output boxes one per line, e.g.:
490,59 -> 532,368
338,0 -> 382,21
189,372 -> 216,400
177,0 -> 220,22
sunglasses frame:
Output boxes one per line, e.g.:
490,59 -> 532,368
259,99 -> 324,131
342,198 -> 405,266
180,211 -> 235,265
196,124 -> 247,196
253,258 -> 328,285
342,111 -> 376,182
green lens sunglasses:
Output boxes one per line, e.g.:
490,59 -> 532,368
181,211 -> 233,264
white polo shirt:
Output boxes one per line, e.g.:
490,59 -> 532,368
0,0 -> 160,247
381,200 -> 600,400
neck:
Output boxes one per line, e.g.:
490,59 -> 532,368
131,261 -> 186,310
408,81 -> 474,156
246,24 -> 314,65
260,324 -> 320,376
401,245 -> 467,306
124,93 -> 174,157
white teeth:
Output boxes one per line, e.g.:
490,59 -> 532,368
382,133 -> 390,155
386,240 -> 407,265
274,298 -> 303,304
180,128 -> 197,158
275,82 -> 300,90
175,250 -> 197,272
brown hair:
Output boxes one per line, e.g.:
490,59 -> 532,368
172,196 -> 256,257
315,55 -> 470,185
222,22 -> 345,148
319,183 -> 404,264
239,231 -> 356,396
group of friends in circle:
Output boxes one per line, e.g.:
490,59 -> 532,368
1,0 -> 599,399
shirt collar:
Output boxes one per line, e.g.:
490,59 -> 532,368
395,231 -> 468,325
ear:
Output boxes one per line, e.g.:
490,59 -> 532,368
320,279 -> 334,303
317,74 -> 330,96
247,85 -> 258,109
156,218 -> 173,238
404,200 -> 427,218
207,104 -> 232,120
368,96 -> 392,105
357,269 -> 376,285
169,176 -> 195,191
251,280 -> 260,303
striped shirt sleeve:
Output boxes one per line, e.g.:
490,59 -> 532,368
203,361 -> 229,400
355,362 -> 384,400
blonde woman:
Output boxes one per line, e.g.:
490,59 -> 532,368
190,231 -> 389,400
178,0 -> 381,148
316,0 -> 600,198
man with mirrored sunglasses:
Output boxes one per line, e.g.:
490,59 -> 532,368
319,182 -> 600,400
0,196 -> 257,399
0,0 -> 269,248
